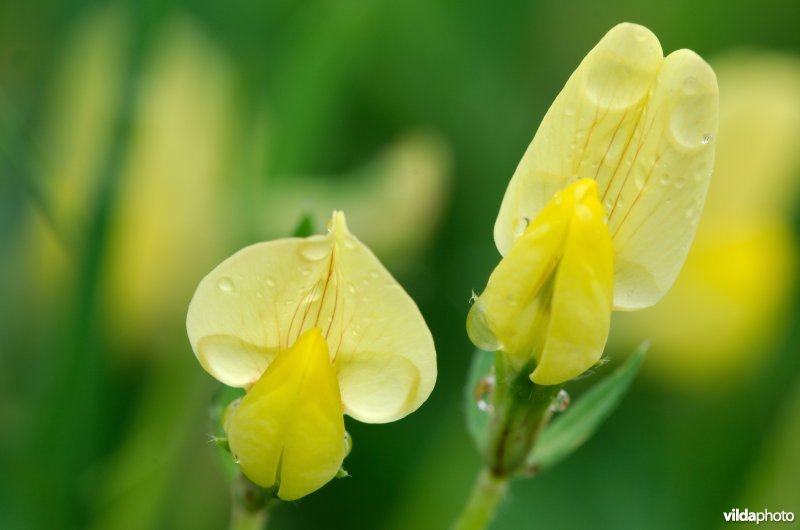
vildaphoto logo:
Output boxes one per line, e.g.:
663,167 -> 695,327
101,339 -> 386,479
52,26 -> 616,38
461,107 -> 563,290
723,508 -> 795,524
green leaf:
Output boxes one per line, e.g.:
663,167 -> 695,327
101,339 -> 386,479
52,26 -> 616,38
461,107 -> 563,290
292,212 -> 316,237
527,343 -> 648,472
464,349 -> 495,452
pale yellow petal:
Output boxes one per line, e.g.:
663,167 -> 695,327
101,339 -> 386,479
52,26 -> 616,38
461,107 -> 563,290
186,237 -> 332,387
186,212 -> 436,422
335,351 -> 420,424
495,23 -> 663,256
326,213 -> 436,423
608,49 -> 718,310
226,328 -> 345,500
531,183 -> 614,385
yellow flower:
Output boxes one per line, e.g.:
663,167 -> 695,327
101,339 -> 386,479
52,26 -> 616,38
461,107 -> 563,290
468,23 -> 719,385
186,211 -> 436,499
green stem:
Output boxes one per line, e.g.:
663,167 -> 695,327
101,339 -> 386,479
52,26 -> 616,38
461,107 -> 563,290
229,472 -> 275,530
452,469 -> 509,530
230,506 -> 268,530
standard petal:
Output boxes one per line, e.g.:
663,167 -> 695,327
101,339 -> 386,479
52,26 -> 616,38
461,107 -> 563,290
326,213 -> 436,423
186,236 -> 336,387
187,211 -> 436,423
495,23 -> 664,256
531,183 -> 614,385
608,49 -> 718,309
335,351 -> 420,424
226,328 -> 345,500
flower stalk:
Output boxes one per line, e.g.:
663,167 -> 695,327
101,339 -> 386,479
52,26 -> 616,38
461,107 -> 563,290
455,355 -> 563,530
229,472 -> 276,530
452,469 -> 509,530
486,356 -> 562,477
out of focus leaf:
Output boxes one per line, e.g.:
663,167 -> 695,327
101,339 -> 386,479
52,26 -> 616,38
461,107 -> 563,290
527,343 -> 648,472
464,349 -> 495,453
291,213 -> 316,238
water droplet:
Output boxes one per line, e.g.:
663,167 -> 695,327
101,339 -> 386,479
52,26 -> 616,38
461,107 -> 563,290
603,198 -> 614,212
285,299 -> 295,306
550,389 -> 570,413
469,290 -> 478,304
659,173 -> 670,186
342,236 -> 357,249
265,277 -> 276,288
466,302 -> 503,352
675,176 -> 686,189
635,27 -> 649,41
255,291 -> 263,299
361,279 -> 369,286
474,372 -> 495,413
233,454 -> 241,464
347,283 -> 356,294
565,103 -> 576,116
299,239 -> 330,261
686,200 -> 697,219
513,216 -> 530,238
217,277 -> 235,293
301,269 -> 311,276
634,172 -> 647,190
701,134 -> 712,145
369,271 -> 379,279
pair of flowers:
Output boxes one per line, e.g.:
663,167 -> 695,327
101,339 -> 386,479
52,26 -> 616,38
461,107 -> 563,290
186,23 -> 717,500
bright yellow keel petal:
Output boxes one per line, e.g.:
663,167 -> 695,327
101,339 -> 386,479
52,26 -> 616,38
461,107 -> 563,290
531,183 -> 614,385
471,179 -> 613,385
226,328 -> 345,500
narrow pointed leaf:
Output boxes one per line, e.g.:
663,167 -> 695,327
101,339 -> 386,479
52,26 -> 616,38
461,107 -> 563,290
527,343 -> 648,471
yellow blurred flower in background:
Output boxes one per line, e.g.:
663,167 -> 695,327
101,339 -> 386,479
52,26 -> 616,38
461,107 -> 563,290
15,5 -> 126,305
102,16 -> 236,348
257,130 -> 452,268
15,8 -> 452,354
186,212 -> 437,499
469,23 -> 719,385
616,52 -> 800,389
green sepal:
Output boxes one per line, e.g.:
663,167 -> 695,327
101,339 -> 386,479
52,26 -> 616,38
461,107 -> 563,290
209,385 -> 246,478
464,349 -> 495,452
526,343 -> 648,473
292,212 -> 316,237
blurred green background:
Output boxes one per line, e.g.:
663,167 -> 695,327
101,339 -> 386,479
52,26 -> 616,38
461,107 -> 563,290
2,1 -> 800,529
